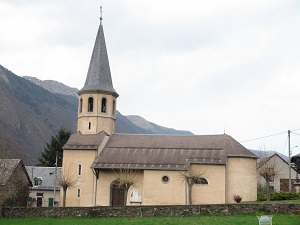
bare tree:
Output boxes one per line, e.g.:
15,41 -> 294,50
58,165 -> 78,207
113,168 -> 140,206
257,152 -> 284,201
179,166 -> 206,205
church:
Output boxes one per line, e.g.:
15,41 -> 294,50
61,15 -> 257,207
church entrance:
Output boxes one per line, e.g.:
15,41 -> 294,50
110,181 -> 126,206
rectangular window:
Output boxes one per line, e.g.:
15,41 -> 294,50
112,100 -> 116,115
77,189 -> 81,198
78,164 -> 82,176
88,122 -> 91,130
37,192 -> 44,197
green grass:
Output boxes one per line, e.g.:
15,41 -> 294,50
1,214 -> 300,225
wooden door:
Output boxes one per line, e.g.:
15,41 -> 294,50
111,185 -> 125,206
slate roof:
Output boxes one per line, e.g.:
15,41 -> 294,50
79,22 -> 118,97
0,159 -> 31,186
25,166 -> 61,191
91,134 -> 256,171
63,130 -> 108,150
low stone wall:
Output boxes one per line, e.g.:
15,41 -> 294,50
2,203 -> 300,218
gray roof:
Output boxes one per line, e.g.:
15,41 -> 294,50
79,22 -> 118,97
25,166 -> 61,191
0,159 -> 31,186
63,130 -> 109,150
91,134 -> 256,171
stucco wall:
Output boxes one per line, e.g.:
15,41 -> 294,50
61,149 -> 97,207
29,189 -> 60,207
191,164 -> 226,204
143,170 -> 185,205
77,93 -> 116,135
226,157 -> 257,203
96,170 -> 144,206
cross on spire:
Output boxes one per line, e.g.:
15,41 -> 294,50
100,5 -> 103,22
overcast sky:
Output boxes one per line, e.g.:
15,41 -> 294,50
1,0 -> 300,156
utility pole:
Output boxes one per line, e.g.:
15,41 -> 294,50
53,150 -> 58,207
288,130 -> 291,192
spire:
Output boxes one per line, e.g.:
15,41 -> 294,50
79,13 -> 118,97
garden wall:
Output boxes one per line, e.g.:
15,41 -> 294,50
2,203 -> 300,218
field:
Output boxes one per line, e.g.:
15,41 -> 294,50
1,214 -> 300,225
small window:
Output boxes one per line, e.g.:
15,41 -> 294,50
78,164 -> 82,176
101,98 -> 107,113
112,100 -> 116,115
88,122 -> 91,130
36,192 -> 43,197
193,177 -> 208,185
88,97 -> 93,112
79,98 -> 83,113
33,177 -> 43,186
162,175 -> 169,183
77,189 -> 81,198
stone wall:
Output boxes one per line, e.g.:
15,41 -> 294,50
2,203 -> 300,218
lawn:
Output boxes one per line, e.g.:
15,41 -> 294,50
1,214 -> 300,225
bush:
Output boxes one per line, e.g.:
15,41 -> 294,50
257,192 -> 300,201
233,195 -> 242,203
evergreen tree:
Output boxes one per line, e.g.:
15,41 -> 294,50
38,128 -> 71,167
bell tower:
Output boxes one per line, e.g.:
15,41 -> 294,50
77,13 -> 118,135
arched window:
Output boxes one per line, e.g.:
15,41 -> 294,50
79,98 -> 83,113
193,177 -> 208,185
101,98 -> 107,113
88,97 -> 93,112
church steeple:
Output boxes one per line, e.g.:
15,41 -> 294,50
77,13 -> 118,135
79,15 -> 118,97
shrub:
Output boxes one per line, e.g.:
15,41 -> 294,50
257,191 -> 300,201
233,195 -> 242,203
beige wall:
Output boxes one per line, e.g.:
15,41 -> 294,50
61,149 -> 97,207
96,167 -> 227,206
226,157 -> 257,203
77,92 -> 117,135
96,170 -> 144,206
191,164 -> 226,204
29,189 -> 60,207
143,170 -> 185,205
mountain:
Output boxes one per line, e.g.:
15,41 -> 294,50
23,76 -> 193,136
126,115 -> 193,135
0,65 -> 77,165
23,76 -> 78,97
249,149 -> 289,162
1,65 -> 193,165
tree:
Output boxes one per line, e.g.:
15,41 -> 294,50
179,166 -> 206,205
257,152 -> 284,201
113,168 -> 140,206
58,164 -> 78,207
38,128 -> 71,167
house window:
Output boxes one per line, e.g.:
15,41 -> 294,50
88,122 -> 91,130
88,97 -> 93,112
33,177 -> 43,186
77,189 -> 81,198
36,192 -> 44,197
101,98 -> 107,113
78,164 -> 82,176
193,177 -> 208,185
112,100 -> 116,115
79,98 -> 83,113
162,175 -> 169,184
